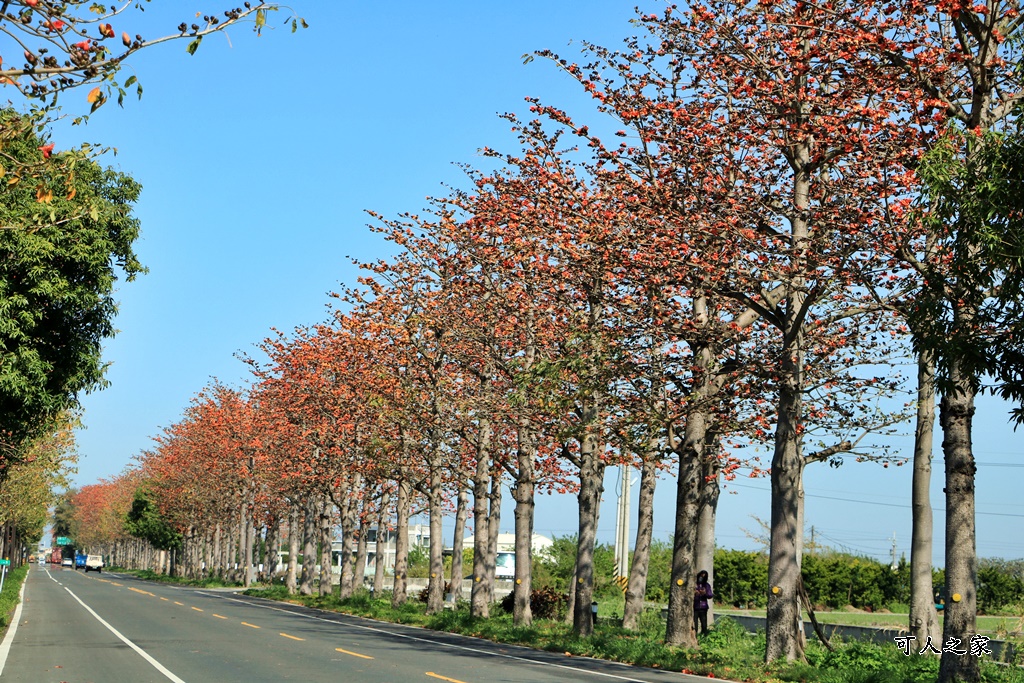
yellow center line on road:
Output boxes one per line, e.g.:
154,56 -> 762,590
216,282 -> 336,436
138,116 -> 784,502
129,588 -> 155,596
212,614 -> 228,619
173,601 -> 184,606
110,582 -> 123,586
335,648 -> 373,660
426,673 -> 467,683
159,597 -> 169,601
279,633 -> 305,641
191,607 -> 204,612
241,622 -> 261,629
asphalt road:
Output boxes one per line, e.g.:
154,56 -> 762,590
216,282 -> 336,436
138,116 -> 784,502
0,563 -> 709,683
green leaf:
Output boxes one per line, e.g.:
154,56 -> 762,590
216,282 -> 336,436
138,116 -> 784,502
186,37 -> 202,55
124,75 -> 137,88
136,83 -> 143,100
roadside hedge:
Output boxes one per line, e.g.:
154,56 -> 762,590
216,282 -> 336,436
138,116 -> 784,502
524,535 -> 1024,614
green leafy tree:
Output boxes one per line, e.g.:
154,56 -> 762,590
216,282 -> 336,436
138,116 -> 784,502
124,487 -> 181,552
533,535 -> 618,599
0,110 -> 142,473
51,490 -> 76,539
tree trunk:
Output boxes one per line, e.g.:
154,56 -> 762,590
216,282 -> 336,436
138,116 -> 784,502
697,432 -> 721,627
299,496 -> 318,596
666,313 -> 716,647
286,504 -> 299,594
426,467 -> 446,614
938,360 -> 980,683
391,479 -> 412,607
765,359 -> 807,663
512,422 -> 537,626
338,476 -> 359,600
212,524 -> 222,579
373,490 -> 389,596
226,525 -> 236,580
485,466 -> 503,604
911,351 -> 941,647
571,418 -> 605,637
265,516 -> 280,580
243,505 -> 254,588
450,487 -> 469,601
765,140 -> 810,665
353,519 -> 368,593
623,446 -> 658,630
319,493 -> 333,597
470,417 -> 493,617
665,413 -> 705,648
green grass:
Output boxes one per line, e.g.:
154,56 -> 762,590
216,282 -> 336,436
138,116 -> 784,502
0,564 -> 29,629
238,587 -> 1024,683
109,567 -> 244,589
719,608 -> 1024,636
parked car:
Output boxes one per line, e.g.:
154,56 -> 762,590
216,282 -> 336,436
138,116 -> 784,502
61,557 -> 73,567
85,555 -> 104,573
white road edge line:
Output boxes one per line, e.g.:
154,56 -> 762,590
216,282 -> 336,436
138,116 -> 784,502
63,585 -> 187,683
198,592 -> 666,683
0,576 -> 28,676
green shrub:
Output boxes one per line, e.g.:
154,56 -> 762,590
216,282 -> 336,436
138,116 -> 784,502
714,549 -> 770,608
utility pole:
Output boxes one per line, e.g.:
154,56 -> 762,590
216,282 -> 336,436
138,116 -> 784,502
890,532 -> 898,571
614,464 -> 631,579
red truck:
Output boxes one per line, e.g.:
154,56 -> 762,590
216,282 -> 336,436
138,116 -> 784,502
50,549 -> 62,564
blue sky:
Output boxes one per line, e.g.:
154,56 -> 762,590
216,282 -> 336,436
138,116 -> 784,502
45,2 -> 1022,566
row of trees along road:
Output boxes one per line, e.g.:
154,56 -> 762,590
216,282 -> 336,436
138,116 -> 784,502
0,4 -> 303,568
41,3 -> 1024,683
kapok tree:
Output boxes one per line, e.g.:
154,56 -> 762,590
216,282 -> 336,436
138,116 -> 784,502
457,118 -> 649,637
0,1 -> 305,183
345,237 -> 471,615
425,148 -> 594,625
859,3 -> 1023,680
251,324 -> 363,596
531,20 -> 903,645
603,2 -> 925,661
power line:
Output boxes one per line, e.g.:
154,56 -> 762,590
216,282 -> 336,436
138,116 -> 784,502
727,482 -> 1024,518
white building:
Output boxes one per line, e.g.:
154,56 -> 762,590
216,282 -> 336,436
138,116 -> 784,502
331,528 -> 553,579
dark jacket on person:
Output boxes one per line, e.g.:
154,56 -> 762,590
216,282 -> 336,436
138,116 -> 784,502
694,579 -> 713,611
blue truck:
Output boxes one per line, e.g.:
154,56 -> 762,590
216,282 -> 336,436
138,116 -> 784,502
75,553 -> 87,570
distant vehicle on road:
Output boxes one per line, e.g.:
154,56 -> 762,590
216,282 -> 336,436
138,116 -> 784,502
61,558 -> 73,568
51,549 -> 62,564
85,555 -> 104,573
75,554 -> 87,569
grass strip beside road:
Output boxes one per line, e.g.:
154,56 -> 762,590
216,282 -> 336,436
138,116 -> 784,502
718,608 -> 1024,637
239,586 -> 1024,683
0,565 -> 28,630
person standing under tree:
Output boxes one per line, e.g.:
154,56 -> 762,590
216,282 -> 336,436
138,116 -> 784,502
693,570 -> 713,635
